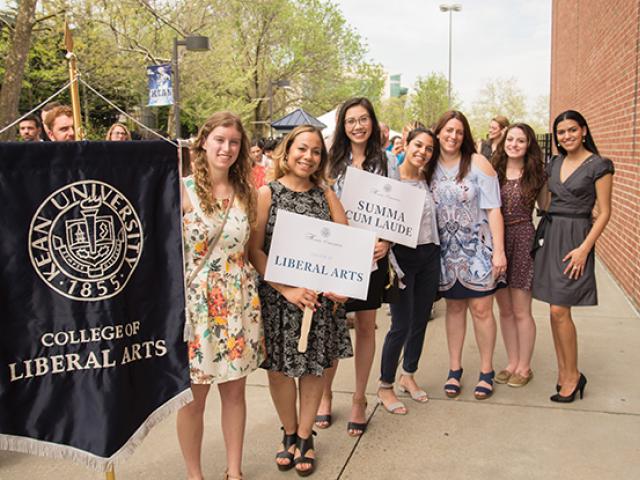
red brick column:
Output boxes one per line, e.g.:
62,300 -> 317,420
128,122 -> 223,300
550,0 -> 640,308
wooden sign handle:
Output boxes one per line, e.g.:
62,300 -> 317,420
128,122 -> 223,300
297,307 -> 314,352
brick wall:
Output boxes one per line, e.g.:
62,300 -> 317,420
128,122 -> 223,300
550,0 -> 640,309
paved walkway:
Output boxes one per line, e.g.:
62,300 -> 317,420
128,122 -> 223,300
1,261 -> 639,479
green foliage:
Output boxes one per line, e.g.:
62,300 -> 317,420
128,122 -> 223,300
0,0 -> 384,139
409,73 -> 456,129
468,77 -> 527,138
376,72 -> 455,132
528,94 -> 550,134
376,96 -> 408,132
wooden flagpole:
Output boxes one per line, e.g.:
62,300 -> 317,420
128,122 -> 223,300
63,20 -> 84,140
297,306 -> 314,352
105,465 -> 116,480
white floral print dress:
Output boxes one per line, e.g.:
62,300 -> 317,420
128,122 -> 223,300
182,176 -> 264,384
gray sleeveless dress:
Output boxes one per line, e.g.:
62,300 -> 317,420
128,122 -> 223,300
532,154 -> 614,306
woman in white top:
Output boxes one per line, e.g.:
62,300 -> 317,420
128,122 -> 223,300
377,127 -> 441,414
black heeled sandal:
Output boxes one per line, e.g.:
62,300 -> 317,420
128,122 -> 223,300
346,395 -> 368,436
276,427 -> 297,471
550,373 -> 587,403
294,431 -> 317,477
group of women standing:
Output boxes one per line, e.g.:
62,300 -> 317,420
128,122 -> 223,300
176,101 -> 614,479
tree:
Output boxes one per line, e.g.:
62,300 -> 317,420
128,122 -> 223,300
408,72 -> 455,129
376,96 -> 408,132
0,0 -> 38,140
1,0 -> 384,139
529,94 -> 550,134
468,77 -> 527,138
179,0 -> 384,136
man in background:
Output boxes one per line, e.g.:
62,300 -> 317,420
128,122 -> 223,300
17,115 -> 42,142
44,105 -> 75,142
39,101 -> 61,141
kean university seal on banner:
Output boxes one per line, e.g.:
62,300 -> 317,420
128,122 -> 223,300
28,180 -> 143,301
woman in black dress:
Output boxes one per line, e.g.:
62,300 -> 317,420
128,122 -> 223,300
249,125 -> 353,476
532,110 -> 614,402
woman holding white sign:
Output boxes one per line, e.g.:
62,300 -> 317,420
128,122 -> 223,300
320,97 -> 400,437
177,112 -> 265,480
377,127 -> 441,413
249,125 -> 353,476
425,110 -> 507,401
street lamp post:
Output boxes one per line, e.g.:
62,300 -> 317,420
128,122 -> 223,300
268,79 -> 290,137
172,35 -> 209,139
439,3 -> 462,107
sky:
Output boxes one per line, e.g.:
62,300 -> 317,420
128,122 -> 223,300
336,0 -> 552,111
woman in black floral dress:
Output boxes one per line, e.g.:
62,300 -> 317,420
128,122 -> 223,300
491,123 -> 547,388
249,125 -> 352,476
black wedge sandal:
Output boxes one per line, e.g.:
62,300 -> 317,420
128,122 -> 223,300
276,427 -> 297,471
294,431 -> 317,477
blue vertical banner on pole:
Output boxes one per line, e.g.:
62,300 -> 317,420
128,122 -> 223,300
147,64 -> 174,107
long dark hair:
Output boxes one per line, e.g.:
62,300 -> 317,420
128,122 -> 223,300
552,110 -> 599,156
329,97 -> 386,179
493,123 -> 546,206
405,127 -> 438,182
425,110 -> 476,184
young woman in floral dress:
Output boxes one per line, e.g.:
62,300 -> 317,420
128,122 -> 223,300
177,111 -> 265,480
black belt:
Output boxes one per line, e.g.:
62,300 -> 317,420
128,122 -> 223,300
531,210 -> 592,256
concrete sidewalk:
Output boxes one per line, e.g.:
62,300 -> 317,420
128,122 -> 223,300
1,261 -> 639,479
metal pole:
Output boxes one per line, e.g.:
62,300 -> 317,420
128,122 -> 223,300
447,9 -> 452,107
268,81 -> 273,138
64,21 -> 84,140
173,38 -> 181,139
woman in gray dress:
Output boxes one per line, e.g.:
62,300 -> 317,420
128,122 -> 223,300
532,110 -> 614,403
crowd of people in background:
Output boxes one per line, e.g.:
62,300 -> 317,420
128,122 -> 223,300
8,97 -> 614,480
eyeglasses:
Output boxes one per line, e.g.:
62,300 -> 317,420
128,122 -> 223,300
344,115 -> 371,128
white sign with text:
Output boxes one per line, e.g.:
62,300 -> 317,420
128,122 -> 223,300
340,167 -> 426,247
264,209 -> 376,300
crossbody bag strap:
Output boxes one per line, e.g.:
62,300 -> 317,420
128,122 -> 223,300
186,193 -> 235,287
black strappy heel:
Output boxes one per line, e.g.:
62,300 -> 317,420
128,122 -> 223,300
276,427 -> 297,471
294,431 -> 317,477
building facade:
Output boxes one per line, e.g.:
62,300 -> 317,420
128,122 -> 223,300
550,0 -> 639,308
